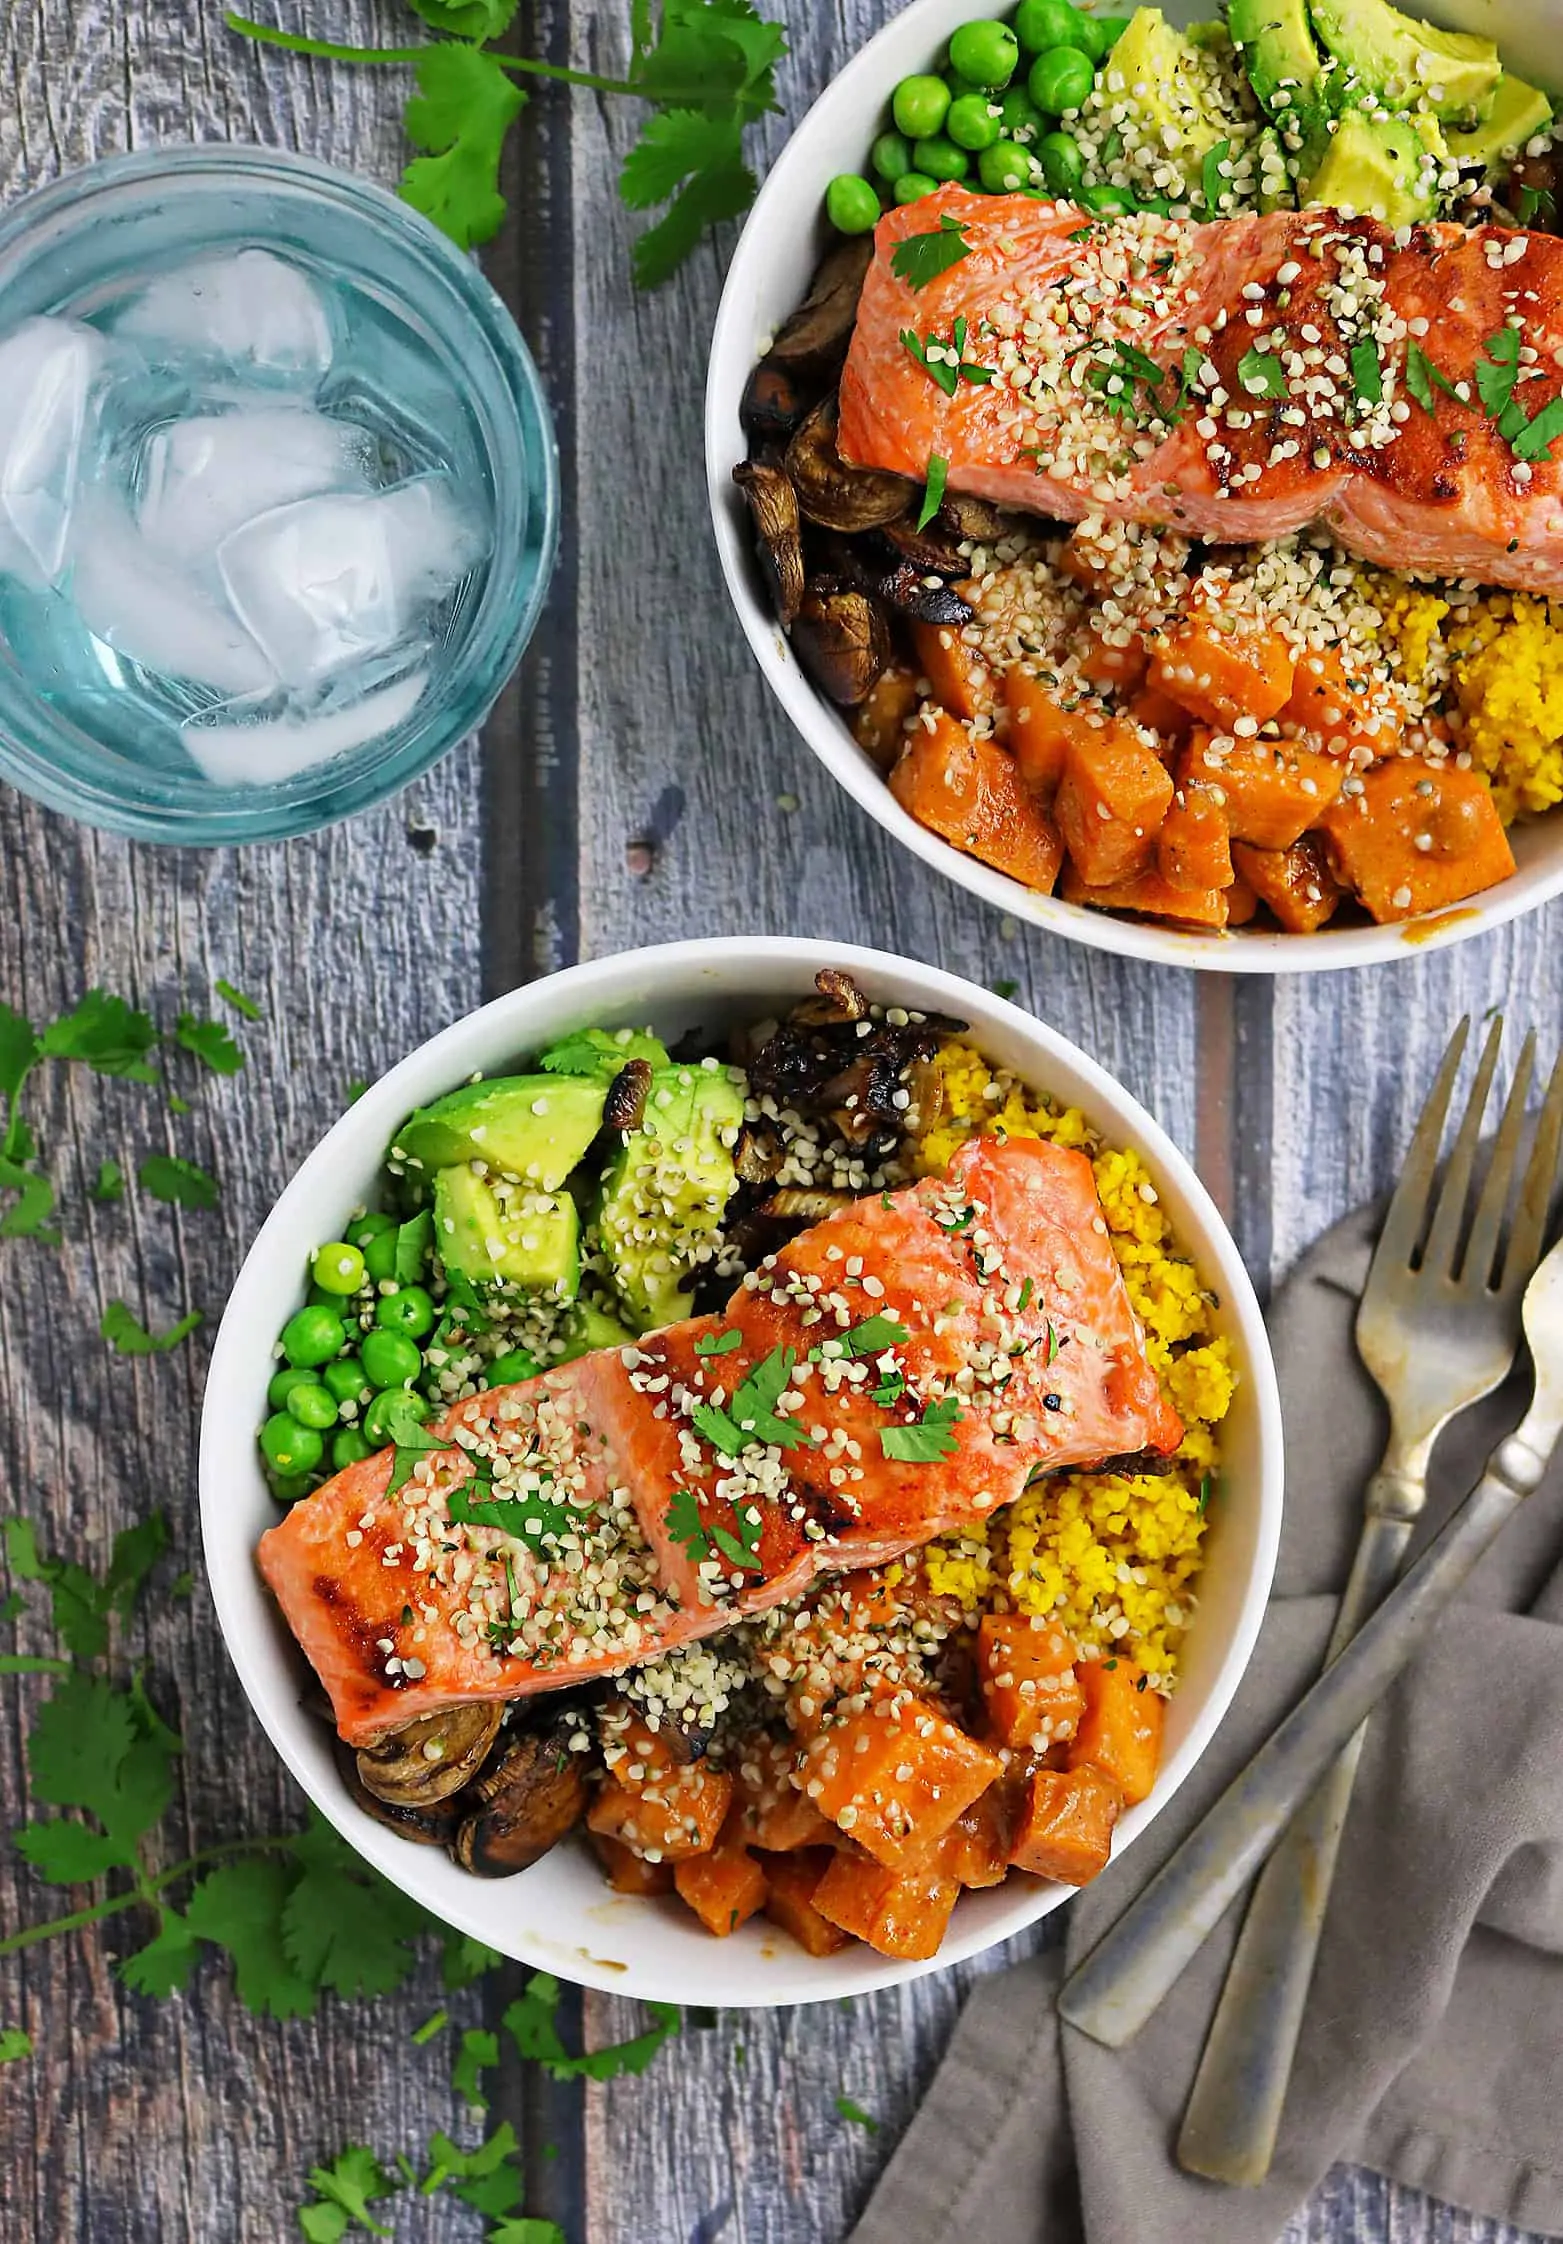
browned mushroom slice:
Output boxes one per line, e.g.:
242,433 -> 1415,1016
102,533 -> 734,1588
333,1736 -> 462,1846
603,1057 -> 653,1133
792,966 -> 870,1025
792,585 -> 890,707
356,1701 -> 503,1807
741,359 -> 819,447
734,1122 -> 784,1186
732,459 -> 805,626
764,1188 -> 857,1222
938,493 -> 1029,544
451,1723 -> 589,1877
873,561 -> 973,627
767,235 -> 874,371
785,397 -> 915,533
875,517 -> 970,576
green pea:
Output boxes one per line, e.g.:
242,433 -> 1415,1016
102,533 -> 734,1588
872,129 -> 914,183
363,1387 -> 430,1448
978,138 -> 1037,192
894,171 -> 941,204
1074,13 -> 1111,61
1037,128 -> 1085,194
1080,180 -> 1136,212
487,1346 -> 543,1387
322,1354 -> 370,1405
312,1240 -> 367,1295
268,1470 -> 315,1506
1014,0 -> 1091,55
826,172 -> 882,233
285,1380 -> 338,1432
947,91 -> 1003,152
375,1284 -> 435,1340
261,1411 -> 325,1475
363,1230 -> 400,1284
891,73 -> 951,140
912,134 -> 971,181
346,1210 -> 395,1249
997,86 -> 1046,143
268,1364 -> 315,1411
361,1327 -> 423,1391
1028,45 -> 1095,113
1098,14 -> 1131,49
331,1427 -> 374,1471
281,1302 -> 348,1369
948,20 -> 1019,88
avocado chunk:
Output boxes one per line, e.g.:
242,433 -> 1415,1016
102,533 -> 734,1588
556,1297 -> 639,1362
394,1075 -> 606,1193
1447,72 -> 1553,171
1229,0 -> 1329,136
1308,0 -> 1500,125
1102,8 -> 1240,187
537,1026 -> 672,1080
434,1166 -> 581,1299
593,1061 -> 744,1329
1303,108 -> 1441,220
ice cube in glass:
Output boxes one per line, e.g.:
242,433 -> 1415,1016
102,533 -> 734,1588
0,316 -> 108,585
118,248 -> 333,379
137,408 -> 376,566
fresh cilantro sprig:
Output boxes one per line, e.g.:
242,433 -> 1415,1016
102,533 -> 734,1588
691,1342 -> 812,1454
891,212 -> 972,291
899,314 -> 993,400
667,1484 -> 764,1574
226,1 -> 790,287
1235,345 -> 1288,401
917,452 -> 949,533
1403,327 -> 1563,464
880,1394 -> 963,1463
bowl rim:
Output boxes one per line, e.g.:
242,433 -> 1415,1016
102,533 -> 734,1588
199,935 -> 1284,2005
703,0 -> 1563,975
0,141 -> 560,847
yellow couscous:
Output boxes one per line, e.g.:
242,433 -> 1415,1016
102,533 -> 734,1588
918,1042 -> 1235,1691
1379,581 -> 1563,826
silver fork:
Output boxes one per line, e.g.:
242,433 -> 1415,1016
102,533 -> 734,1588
1055,1019 -> 1563,2071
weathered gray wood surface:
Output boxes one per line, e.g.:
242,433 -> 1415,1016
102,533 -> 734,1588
0,3 -> 1557,2241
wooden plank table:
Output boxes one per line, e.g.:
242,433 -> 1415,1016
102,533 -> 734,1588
0,4 -> 1557,2239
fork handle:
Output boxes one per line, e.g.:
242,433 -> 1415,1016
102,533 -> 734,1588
1057,1443 -> 1541,2049
1174,1511 -> 1414,2184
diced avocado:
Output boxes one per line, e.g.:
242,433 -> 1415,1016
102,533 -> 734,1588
394,1075 -> 606,1192
1303,108 -> 1440,221
434,1166 -> 581,1298
1228,0 -> 1330,136
593,1061 -> 744,1330
537,1026 -> 672,1080
556,1297 -> 639,1362
1447,72 -> 1553,171
1308,0 -> 1500,125
1101,8 -> 1244,187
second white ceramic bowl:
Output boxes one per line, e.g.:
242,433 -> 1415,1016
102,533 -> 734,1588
200,937 -> 1283,2005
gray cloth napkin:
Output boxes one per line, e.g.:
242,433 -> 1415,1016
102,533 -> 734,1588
851,1198 -> 1563,2244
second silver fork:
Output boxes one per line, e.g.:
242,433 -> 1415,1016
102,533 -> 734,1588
1177,1015 -> 1563,2184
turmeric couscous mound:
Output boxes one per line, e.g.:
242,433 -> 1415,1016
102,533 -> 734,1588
918,1042 -> 1234,1690
1379,582 -> 1563,827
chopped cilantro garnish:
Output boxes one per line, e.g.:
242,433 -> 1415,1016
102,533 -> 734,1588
1198,1473 -> 1213,1514
1236,346 -> 1287,400
880,1394 -> 962,1463
174,1013 -> 244,1076
693,1344 -> 812,1453
138,1153 -> 219,1211
916,452 -> 949,532
100,1300 -> 203,1355
900,315 -> 992,398
214,977 -> 262,1021
834,2094 -> 880,2132
890,212 -> 971,291
1475,325 -> 1520,423
1200,136 -> 1231,215
991,977 -> 1019,1000
448,1478 -> 574,1550
671,1484 -> 768,1577
693,1328 -> 743,1357
837,1312 -> 911,1357
1045,1321 -> 1061,1365
1349,336 -> 1383,406
871,1368 -> 906,1408
90,1159 -> 124,1204
1514,395 -> 1563,462
1016,1276 -> 1033,1312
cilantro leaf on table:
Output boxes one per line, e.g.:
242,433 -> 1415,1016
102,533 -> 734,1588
625,124 -> 755,290
24,1670 -> 177,1871
184,1857 -> 322,2020
487,2224 -> 567,2244
120,1910 -> 201,1998
0,2030 -> 32,2063
0,1002 -> 39,1148
834,2093 -> 880,2132
451,2027 -> 499,2105
443,1931 -> 504,1989
891,214 -> 971,291
138,1153 -> 219,1210
90,1159 -> 125,1203
402,42 -> 528,251
503,1970 -> 680,2079
174,1012 -> 244,1076
880,1394 -> 963,1463
40,991 -> 160,1081
280,1815 -> 438,2000
408,0 -> 518,34
14,1818 -> 133,1884
214,978 -> 263,1022
423,2120 -> 526,2218
299,2145 -> 401,2242
0,1155 -> 57,1242
101,1300 -> 204,1355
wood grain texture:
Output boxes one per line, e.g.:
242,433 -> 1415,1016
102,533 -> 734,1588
0,0 -> 1559,2239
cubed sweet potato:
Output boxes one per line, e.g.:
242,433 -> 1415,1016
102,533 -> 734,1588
760,1847 -> 852,1956
585,1761 -> 734,1862
890,713 -> 1062,893
801,1697 -> 1003,1871
673,1829 -> 769,1937
1183,729 -> 1344,851
978,1615 -> 1085,1752
599,1707 -> 683,1791
1067,1658 -> 1165,1807
1054,720 -> 1174,886
1149,601 -> 1295,727
1126,683 -> 1195,750
933,1784 -> 1013,1889
1226,874 -> 1258,926
852,663 -> 921,771
731,1734 -> 833,1852
1004,670 -> 1103,806
912,618 -> 994,719
812,1849 -> 961,1961
1076,628 -> 1148,696
1281,643 -> 1400,761
590,1830 -> 675,1897
1061,861 -> 1230,930
1008,1764 -> 1122,1885
1320,760 -> 1516,922
1157,789 -> 1233,892
1231,833 -> 1344,933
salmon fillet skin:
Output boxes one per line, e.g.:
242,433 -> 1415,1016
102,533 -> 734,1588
257,1136 -> 1182,1745
837,186 -> 1563,596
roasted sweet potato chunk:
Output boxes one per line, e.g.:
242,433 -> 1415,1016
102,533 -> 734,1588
1281,643 -> 1400,761
912,615 -> 993,719
852,663 -> 921,770
978,1615 -> 1085,1752
1076,628 -> 1148,696
585,1761 -> 734,1862
1157,789 -> 1233,892
934,1785 -> 1013,1888
1126,683 -> 1194,747
1067,1657 -> 1165,1807
731,1734 -> 833,1852
1231,834 -> 1344,933
813,1849 -> 961,1961
760,1847 -> 852,1956
1320,760 -> 1516,922
590,1830 -> 675,1897
673,1828 -> 769,1937
1149,602 -> 1295,728
801,1697 -> 1003,1871
1061,862 -> 1229,930
1009,1764 -> 1122,1885
890,713 -> 1063,893
1054,720 -> 1174,887
1183,729 -> 1343,851
1004,670 -> 1099,805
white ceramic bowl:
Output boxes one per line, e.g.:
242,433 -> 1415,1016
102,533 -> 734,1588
200,937 -> 1283,2005
706,0 -> 1563,973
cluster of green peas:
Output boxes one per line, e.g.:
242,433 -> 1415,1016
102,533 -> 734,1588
824,0 -> 1134,233
259,1212 -> 540,1500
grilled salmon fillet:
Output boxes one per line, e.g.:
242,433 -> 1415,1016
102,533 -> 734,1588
259,1135 -> 1182,1745
837,186 -> 1563,595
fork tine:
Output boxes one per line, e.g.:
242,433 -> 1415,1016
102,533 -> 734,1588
1421,1015 -> 1504,1279
1498,1043 -> 1563,1290
1460,1032 -> 1535,1290
1368,1017 -> 1472,1279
